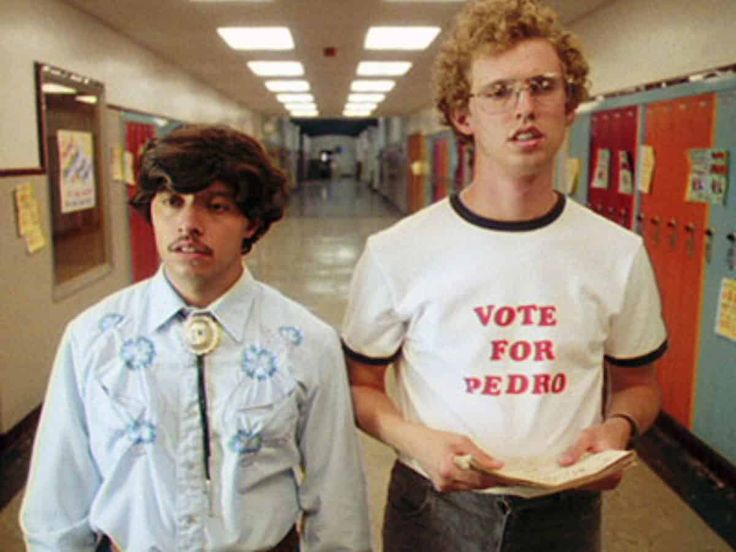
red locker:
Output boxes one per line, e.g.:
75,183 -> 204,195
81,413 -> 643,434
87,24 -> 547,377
588,106 -> 638,228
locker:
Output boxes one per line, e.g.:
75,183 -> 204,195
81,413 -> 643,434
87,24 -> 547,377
642,94 -> 713,427
692,88 -> 736,464
588,107 -> 638,228
407,133 -> 428,213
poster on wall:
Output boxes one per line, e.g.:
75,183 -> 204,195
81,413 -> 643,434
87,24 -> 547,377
617,150 -> 634,195
687,148 -> 729,205
57,130 -> 96,213
715,277 -> 736,342
591,148 -> 610,189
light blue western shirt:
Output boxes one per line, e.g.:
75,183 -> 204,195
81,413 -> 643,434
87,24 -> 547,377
21,268 -> 372,551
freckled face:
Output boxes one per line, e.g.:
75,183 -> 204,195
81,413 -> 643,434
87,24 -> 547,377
151,181 -> 256,303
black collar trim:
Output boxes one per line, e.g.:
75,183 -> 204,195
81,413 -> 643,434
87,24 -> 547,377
450,191 -> 566,232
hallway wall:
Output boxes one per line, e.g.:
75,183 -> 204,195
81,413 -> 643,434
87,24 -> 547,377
0,0 -> 259,171
573,0 -> 736,96
0,0 -> 259,433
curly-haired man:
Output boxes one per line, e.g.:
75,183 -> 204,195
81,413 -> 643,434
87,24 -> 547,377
22,125 -> 372,551
342,1 -> 667,550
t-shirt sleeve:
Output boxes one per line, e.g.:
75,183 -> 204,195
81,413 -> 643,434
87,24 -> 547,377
604,244 -> 668,366
341,241 -> 405,364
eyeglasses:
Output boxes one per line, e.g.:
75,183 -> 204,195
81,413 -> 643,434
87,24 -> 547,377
469,73 -> 567,113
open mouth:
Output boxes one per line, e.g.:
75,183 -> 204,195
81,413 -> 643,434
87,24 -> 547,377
510,127 -> 544,143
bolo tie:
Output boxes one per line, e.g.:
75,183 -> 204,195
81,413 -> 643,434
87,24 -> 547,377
183,311 -> 222,512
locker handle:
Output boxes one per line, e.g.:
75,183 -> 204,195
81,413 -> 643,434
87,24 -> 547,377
667,219 -> 678,248
705,228 -> 715,263
636,213 -> 645,235
650,216 -> 661,245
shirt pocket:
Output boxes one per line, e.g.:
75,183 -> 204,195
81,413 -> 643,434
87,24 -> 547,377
87,338 -> 163,469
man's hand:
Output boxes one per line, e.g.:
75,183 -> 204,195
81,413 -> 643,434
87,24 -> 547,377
557,417 -> 632,491
407,425 -> 505,492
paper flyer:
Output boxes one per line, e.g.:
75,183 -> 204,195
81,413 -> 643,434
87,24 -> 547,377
638,145 -> 655,194
715,278 -> 736,342
617,150 -> 634,195
13,183 -> 46,254
57,129 -> 97,213
687,149 -> 729,205
591,148 -> 611,189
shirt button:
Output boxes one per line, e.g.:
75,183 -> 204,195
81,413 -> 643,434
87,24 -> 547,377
183,514 -> 197,525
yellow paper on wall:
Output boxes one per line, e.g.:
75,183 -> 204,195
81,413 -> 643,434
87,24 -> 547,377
715,278 -> 736,342
13,183 -> 46,254
638,145 -> 656,193
565,158 -> 581,195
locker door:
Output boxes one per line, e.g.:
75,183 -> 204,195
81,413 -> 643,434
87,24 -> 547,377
433,137 -> 450,201
642,94 -> 713,427
407,133 -> 427,213
692,88 -> 736,463
588,107 -> 637,228
125,122 -> 158,282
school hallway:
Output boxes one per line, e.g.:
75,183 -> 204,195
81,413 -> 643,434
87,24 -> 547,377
1,178 -> 733,551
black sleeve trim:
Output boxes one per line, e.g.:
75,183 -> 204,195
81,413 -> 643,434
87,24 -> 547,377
605,339 -> 668,367
341,340 -> 400,366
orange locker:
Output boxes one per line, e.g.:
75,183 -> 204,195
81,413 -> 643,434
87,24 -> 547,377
642,95 -> 713,427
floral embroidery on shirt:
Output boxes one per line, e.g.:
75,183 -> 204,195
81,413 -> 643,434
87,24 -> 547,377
228,428 -> 263,454
121,337 -> 156,370
278,325 -> 304,346
126,419 -> 157,445
242,345 -> 279,380
99,313 -> 124,332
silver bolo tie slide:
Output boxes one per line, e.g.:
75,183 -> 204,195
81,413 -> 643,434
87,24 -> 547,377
183,313 -> 222,512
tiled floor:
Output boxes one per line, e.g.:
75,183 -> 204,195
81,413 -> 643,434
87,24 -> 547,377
1,178 -> 732,551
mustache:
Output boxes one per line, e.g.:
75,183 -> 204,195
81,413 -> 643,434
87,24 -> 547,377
167,236 -> 213,255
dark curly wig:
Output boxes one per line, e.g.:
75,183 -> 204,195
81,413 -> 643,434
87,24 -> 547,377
130,124 -> 288,254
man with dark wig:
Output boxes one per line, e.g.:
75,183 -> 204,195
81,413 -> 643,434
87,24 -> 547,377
342,1 -> 667,550
21,125 -> 372,551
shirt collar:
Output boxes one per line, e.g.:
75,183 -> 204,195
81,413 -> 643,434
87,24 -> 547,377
145,267 -> 257,343
450,190 -> 566,232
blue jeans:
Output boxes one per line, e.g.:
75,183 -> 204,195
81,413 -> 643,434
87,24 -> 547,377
383,461 -> 601,552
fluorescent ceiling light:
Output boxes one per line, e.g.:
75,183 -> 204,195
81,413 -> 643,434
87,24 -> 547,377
357,61 -> 412,76
42,83 -> 77,94
248,61 -> 304,76
348,93 -> 385,103
345,102 -> 378,111
75,95 -> 97,105
344,109 -> 374,117
365,26 -> 440,50
290,110 -> 319,117
276,93 -> 314,103
284,102 -> 317,110
217,27 -> 294,50
265,80 -> 310,92
351,80 -> 395,92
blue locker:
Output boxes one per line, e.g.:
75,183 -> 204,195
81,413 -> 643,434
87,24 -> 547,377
692,86 -> 736,464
